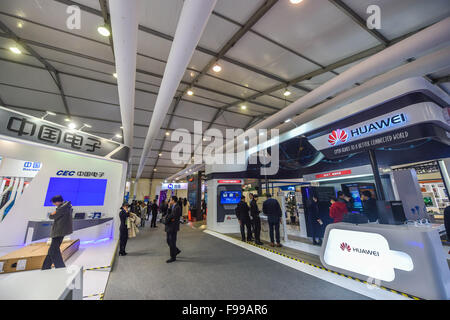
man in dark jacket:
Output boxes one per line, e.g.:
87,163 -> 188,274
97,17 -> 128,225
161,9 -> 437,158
361,191 -> 378,222
262,194 -> 282,247
235,195 -> 253,242
119,202 -> 130,256
250,194 -> 263,245
150,199 -> 159,228
42,195 -> 73,270
165,196 -> 182,263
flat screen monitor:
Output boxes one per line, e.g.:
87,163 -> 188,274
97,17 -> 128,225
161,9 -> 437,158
220,191 -> 241,204
44,178 -> 107,206
348,186 -> 363,209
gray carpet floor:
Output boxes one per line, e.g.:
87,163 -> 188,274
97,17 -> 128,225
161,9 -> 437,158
103,223 -> 370,300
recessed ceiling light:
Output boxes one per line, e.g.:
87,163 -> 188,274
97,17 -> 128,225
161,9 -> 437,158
9,47 -> 21,54
212,64 -> 222,72
64,118 -> 71,122
97,25 -> 110,37
285,118 -> 292,123
241,105 -> 247,110
203,138 -> 207,141
283,89 -> 291,96
68,123 -> 77,129
158,153 -> 162,157
120,126 -> 123,129
113,73 -> 117,78
84,123 -> 92,128
190,72 -> 195,77
153,168 -> 157,172
165,131 -> 170,136
187,89 -> 194,96
46,111 -> 56,116
17,22 -> 23,28
290,0 -> 304,4
115,134 -> 122,138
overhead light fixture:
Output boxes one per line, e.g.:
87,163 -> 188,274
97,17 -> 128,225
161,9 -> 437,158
41,111 -> 56,119
115,134 -> 122,138
113,73 -> 117,78
153,168 -> 157,172
120,126 -> 123,129
64,118 -> 71,122
9,47 -> 21,54
187,89 -> 194,96
79,123 -> 92,131
190,72 -> 195,77
241,104 -> 247,110
17,22 -> 23,28
290,0 -> 304,4
283,89 -> 291,97
97,25 -> 110,37
68,122 -> 77,130
165,131 -> 170,136
158,153 -> 162,157
202,138 -> 207,141
285,118 -> 292,123
212,64 -> 222,72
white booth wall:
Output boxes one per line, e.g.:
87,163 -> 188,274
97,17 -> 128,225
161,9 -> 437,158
0,138 -> 127,246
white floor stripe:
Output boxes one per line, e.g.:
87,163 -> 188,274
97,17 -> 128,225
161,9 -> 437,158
204,229 -> 409,300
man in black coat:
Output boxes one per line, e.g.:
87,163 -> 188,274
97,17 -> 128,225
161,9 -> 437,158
165,196 -> 182,263
150,199 -> 159,228
262,194 -> 282,247
42,195 -> 73,269
361,191 -> 378,222
235,195 -> 253,242
250,194 -> 263,245
119,202 -> 130,256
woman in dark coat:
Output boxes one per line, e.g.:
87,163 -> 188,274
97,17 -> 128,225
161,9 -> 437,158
119,202 -> 130,256
309,196 -> 324,245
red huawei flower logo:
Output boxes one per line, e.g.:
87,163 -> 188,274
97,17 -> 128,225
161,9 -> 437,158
340,242 -> 351,252
328,129 -> 348,146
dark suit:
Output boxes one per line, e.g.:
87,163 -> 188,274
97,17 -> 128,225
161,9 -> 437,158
362,197 -> 378,222
166,204 -> 181,259
235,201 -> 252,241
150,203 -> 159,227
250,199 -> 261,242
42,201 -> 73,270
262,198 -> 282,244
119,208 -> 129,254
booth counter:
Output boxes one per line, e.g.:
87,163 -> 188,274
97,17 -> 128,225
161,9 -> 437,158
320,222 -> 450,300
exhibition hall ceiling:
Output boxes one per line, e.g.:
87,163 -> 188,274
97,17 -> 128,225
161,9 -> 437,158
0,0 -> 448,179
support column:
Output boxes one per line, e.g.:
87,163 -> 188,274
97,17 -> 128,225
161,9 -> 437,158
368,149 -> 385,200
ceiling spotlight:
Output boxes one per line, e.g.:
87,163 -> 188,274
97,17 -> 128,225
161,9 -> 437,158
290,0 -> 304,4
120,126 -> 123,129
9,47 -> 21,54
212,64 -> 222,72
79,123 -> 92,131
41,111 -> 56,119
165,131 -> 170,136
115,134 -> 122,138
64,118 -> 71,122
158,153 -> 162,157
17,22 -> 23,28
283,89 -> 291,97
187,89 -> 194,96
285,118 -> 292,123
203,138 -> 207,141
241,105 -> 247,110
113,73 -> 117,78
97,25 -> 111,37
190,72 -> 195,77
153,168 -> 157,172
68,122 -> 77,130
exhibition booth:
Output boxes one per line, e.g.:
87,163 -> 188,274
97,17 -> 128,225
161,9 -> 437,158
205,78 -> 450,299
0,106 -> 129,299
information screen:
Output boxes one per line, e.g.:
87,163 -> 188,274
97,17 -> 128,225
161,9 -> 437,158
44,177 -> 107,206
220,191 -> 241,204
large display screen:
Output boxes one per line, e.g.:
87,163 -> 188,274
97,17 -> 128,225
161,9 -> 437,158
44,178 -> 107,206
220,191 -> 241,204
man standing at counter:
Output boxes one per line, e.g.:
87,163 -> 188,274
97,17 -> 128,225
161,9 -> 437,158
250,194 -> 263,245
42,195 -> 73,270
235,195 -> 253,242
361,191 -> 378,222
263,194 -> 282,247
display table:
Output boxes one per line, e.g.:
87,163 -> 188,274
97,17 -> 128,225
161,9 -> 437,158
0,265 -> 83,300
320,222 -> 450,300
24,217 -> 113,243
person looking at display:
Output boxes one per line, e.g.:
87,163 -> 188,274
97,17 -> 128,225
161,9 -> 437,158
42,195 -> 73,270
165,196 -> 182,263
250,194 -> 263,245
119,202 -> 130,256
309,195 -> 324,246
235,195 -> 253,242
262,193 -> 283,247
343,194 -> 355,212
361,191 -> 378,222
329,197 -> 348,223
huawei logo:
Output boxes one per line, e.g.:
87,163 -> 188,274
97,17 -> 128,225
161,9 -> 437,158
340,242 -> 351,252
328,129 -> 348,146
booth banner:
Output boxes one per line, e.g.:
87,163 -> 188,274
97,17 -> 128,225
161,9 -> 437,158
0,158 -> 41,178
308,103 -> 449,159
0,107 -> 125,159
162,183 -> 187,190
